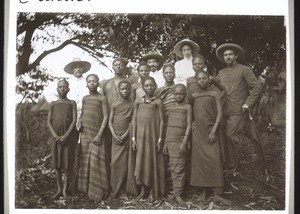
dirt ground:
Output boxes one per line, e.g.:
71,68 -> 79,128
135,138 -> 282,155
15,129 -> 286,210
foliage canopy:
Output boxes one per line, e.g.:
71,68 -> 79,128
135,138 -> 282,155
16,13 -> 285,102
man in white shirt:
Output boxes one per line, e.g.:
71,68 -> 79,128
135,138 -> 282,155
140,51 -> 165,88
173,39 -> 200,85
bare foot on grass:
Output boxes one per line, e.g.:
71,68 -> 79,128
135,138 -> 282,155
213,194 -> 231,206
175,196 -> 186,205
51,189 -> 62,200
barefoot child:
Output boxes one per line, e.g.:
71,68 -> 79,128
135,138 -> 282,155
47,79 -> 77,200
155,64 -> 177,196
109,80 -> 134,198
132,76 -> 165,202
163,84 -> 192,205
190,71 -> 231,206
77,74 -> 109,202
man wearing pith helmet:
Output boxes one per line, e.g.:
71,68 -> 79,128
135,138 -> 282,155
140,51 -> 166,88
216,43 -> 262,172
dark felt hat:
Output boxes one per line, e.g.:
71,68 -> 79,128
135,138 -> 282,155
64,57 -> 91,74
139,51 -> 165,70
216,43 -> 245,62
174,39 -> 200,58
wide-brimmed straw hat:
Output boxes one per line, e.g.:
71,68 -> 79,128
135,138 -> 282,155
173,39 -> 200,58
64,57 -> 91,74
216,43 -> 245,62
139,51 -> 165,70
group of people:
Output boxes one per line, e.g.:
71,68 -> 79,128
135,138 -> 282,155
46,39 -> 264,206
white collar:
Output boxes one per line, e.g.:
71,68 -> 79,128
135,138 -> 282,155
183,56 -> 193,61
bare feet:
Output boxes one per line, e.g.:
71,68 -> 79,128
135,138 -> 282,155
131,187 -> 145,204
146,190 -> 155,203
213,194 -> 231,206
52,170 -> 63,200
175,196 -> 186,205
198,189 -> 206,202
63,186 -> 68,200
62,178 -> 69,200
51,189 -> 62,200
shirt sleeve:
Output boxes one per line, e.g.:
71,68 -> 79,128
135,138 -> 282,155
243,67 -> 263,108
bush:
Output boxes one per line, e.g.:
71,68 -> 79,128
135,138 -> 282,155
16,104 -> 51,171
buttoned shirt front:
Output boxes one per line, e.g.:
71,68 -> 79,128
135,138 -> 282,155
67,76 -> 89,112
216,62 -> 262,116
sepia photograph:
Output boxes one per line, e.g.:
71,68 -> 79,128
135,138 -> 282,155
5,0 -> 293,213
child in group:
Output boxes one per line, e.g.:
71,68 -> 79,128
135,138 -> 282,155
47,79 -> 77,200
156,64 -> 177,117
163,84 -> 192,205
77,74 -> 109,202
190,71 -> 231,205
131,76 -> 165,202
155,64 -> 177,196
187,54 -> 227,166
131,61 -> 150,100
108,80 -> 134,198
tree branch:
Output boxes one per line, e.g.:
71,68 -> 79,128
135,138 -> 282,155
27,37 -> 79,73
70,41 -> 113,73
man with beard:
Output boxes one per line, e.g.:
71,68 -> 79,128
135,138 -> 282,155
215,43 -> 262,172
140,51 -> 166,88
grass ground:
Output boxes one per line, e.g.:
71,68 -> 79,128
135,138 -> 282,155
15,128 -> 286,210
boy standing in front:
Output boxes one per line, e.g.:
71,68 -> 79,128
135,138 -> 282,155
163,84 -> 192,205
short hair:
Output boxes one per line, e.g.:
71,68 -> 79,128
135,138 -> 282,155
162,63 -> 175,72
86,74 -> 100,82
174,84 -> 186,92
196,70 -> 209,78
192,54 -> 206,64
118,80 -> 131,89
112,57 -> 127,66
137,61 -> 150,71
141,76 -> 156,86
58,79 -> 69,87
